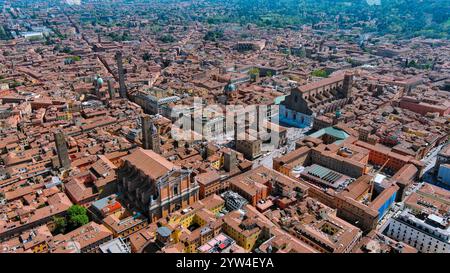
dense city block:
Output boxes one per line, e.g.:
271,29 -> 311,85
0,0 -> 449,254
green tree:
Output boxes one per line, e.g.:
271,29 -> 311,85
67,204 -> 87,217
298,48 -> 306,58
203,29 -> 224,41
0,26 -> 11,40
29,36 -> 43,42
10,81 -> 23,88
249,67 -> 260,76
62,46 -> 73,54
407,60 -> 418,68
70,56 -> 81,62
69,214 -> 89,228
66,205 -> 89,229
249,67 -> 260,81
158,34 -> 176,43
53,216 -> 67,234
45,37 -> 55,46
142,52 -> 152,61
311,69 -> 328,78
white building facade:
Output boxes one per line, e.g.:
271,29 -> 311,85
385,211 -> 450,253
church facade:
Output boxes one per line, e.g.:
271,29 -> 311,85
280,73 -> 353,128
118,148 -> 199,222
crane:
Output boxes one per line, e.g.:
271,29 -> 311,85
369,158 -> 390,197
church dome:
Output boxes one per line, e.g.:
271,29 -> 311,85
96,77 -> 104,86
225,83 -> 237,92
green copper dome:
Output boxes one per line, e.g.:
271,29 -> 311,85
96,77 -> 104,86
225,83 -> 237,92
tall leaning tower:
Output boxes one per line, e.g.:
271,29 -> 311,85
115,51 -> 127,99
54,130 -> 71,170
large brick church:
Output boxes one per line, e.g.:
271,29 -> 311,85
280,73 -> 354,127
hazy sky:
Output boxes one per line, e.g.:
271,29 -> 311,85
60,0 -> 383,7
366,0 -> 381,6
65,0 -> 81,5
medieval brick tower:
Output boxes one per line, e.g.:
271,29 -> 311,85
54,130 -> 71,170
115,51 -> 127,99
343,73 -> 354,98
141,114 -> 161,154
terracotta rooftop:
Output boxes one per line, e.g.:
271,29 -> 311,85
122,148 -> 178,180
